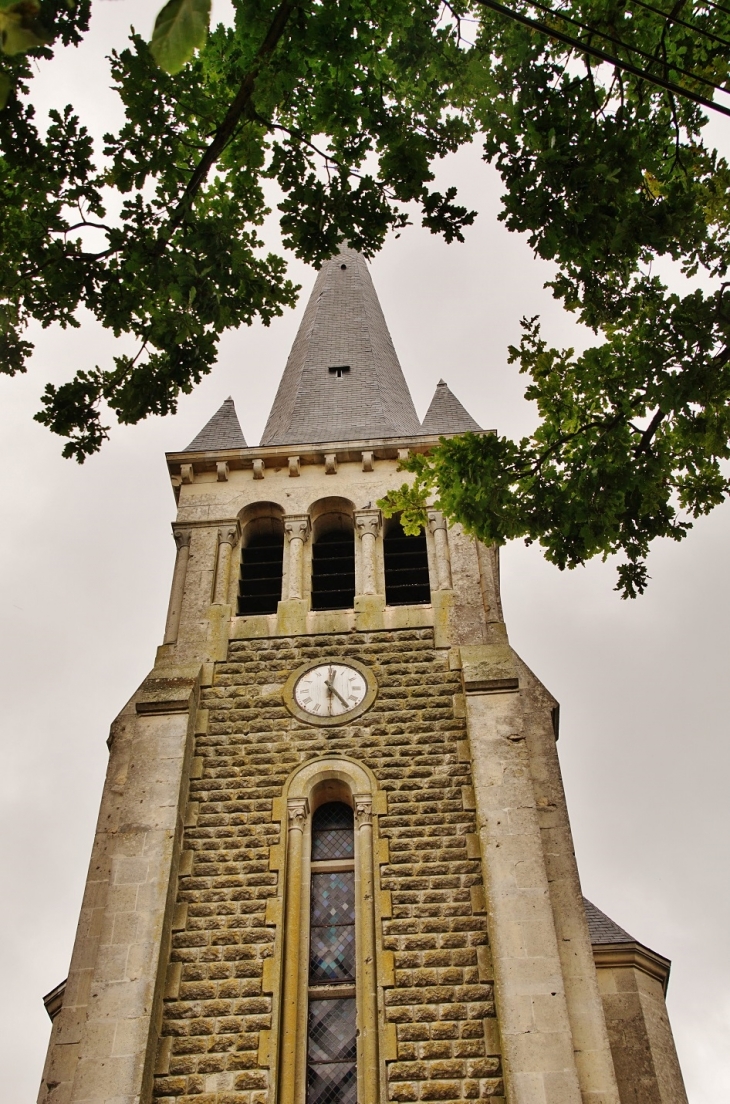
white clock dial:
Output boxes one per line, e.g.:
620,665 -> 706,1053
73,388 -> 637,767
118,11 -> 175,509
294,663 -> 368,718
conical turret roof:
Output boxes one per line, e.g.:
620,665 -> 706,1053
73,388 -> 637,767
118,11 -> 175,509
260,247 -> 422,446
421,380 -> 482,435
583,899 -> 635,944
184,397 -> 247,451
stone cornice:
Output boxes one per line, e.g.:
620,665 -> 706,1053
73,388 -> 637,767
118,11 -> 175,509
592,941 -> 671,995
166,430 -> 495,480
43,978 -> 67,1022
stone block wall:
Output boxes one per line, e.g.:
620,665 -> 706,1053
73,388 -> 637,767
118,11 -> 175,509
152,628 -> 503,1104
597,965 -> 689,1104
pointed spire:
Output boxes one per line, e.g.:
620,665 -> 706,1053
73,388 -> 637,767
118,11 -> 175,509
184,397 -> 247,451
421,379 -> 482,435
260,247 -> 422,446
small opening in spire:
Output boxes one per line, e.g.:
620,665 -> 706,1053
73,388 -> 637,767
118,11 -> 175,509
328,365 -> 351,379
340,264 -> 347,269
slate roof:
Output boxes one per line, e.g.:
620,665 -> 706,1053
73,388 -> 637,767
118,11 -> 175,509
421,379 -> 482,434
260,247 -> 422,446
184,397 -> 247,452
584,898 -> 636,945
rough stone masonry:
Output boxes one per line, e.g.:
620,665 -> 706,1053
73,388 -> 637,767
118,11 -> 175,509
153,630 -> 503,1104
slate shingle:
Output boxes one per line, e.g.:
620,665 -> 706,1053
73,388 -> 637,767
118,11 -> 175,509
260,247 -> 422,446
583,898 -> 636,945
184,397 -> 247,452
421,379 -> 482,434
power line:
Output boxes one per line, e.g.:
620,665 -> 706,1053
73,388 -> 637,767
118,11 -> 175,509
471,0 -> 730,117
627,0 -> 730,50
696,0 -> 730,23
504,0 -> 730,98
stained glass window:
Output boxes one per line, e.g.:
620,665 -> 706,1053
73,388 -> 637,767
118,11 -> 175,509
310,872 -> 356,982
312,802 -> 355,861
307,803 -> 357,1104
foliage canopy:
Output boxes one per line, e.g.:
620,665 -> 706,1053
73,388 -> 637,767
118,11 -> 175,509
2,0 -> 730,594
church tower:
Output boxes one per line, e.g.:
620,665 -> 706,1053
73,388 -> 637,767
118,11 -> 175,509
38,249 -> 688,1104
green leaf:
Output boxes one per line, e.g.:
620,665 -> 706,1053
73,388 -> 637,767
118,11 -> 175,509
0,0 -> 53,55
149,0 -> 210,75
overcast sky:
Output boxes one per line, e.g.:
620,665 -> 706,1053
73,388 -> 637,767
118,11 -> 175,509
2,3 -> 729,1100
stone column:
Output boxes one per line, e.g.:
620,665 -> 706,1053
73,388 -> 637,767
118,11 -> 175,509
37,671 -> 199,1104
461,643 -> 584,1104
280,798 -> 309,1104
283,515 -> 311,600
163,529 -> 192,644
212,524 -> 238,605
428,510 -> 452,590
355,509 -> 382,595
354,796 -> 379,1104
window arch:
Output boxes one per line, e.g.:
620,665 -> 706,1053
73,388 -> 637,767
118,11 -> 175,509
311,501 -> 356,611
238,506 -> 284,615
276,759 -> 382,1104
383,516 -> 431,605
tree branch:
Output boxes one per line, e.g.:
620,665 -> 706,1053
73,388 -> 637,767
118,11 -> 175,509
517,414 -> 625,477
58,221 -> 113,234
634,407 -> 666,455
161,0 -> 297,242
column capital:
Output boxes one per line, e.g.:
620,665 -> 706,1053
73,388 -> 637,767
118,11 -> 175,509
173,528 -> 192,550
354,508 -> 382,539
353,795 -> 373,826
428,510 -> 447,533
287,797 -> 310,829
217,523 -> 239,547
284,514 -> 311,543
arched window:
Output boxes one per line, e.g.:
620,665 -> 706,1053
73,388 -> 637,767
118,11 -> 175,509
307,803 -> 357,1104
311,514 -> 355,610
277,759 -> 382,1104
238,514 -> 284,615
383,517 -> 431,605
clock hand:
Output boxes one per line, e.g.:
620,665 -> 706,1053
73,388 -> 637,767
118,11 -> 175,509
325,676 -> 349,709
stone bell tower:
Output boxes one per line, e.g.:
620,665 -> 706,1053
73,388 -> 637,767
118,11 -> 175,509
38,248 -> 688,1104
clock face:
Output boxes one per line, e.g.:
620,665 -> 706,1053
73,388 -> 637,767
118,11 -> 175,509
294,663 -> 368,718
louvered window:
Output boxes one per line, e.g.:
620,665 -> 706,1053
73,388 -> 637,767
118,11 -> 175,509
238,532 -> 284,615
312,529 -> 356,611
307,803 -> 357,1104
384,520 -> 431,605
